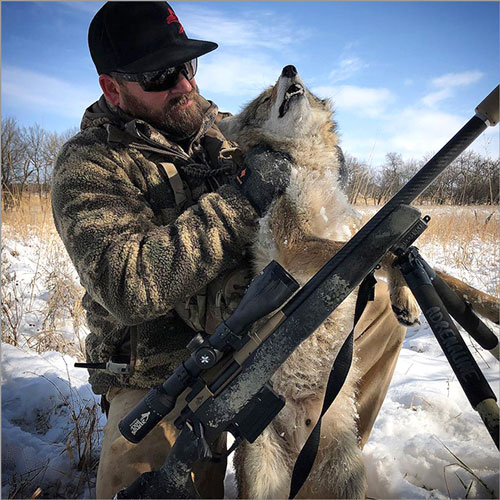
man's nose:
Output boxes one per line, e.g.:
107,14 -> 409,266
170,73 -> 194,94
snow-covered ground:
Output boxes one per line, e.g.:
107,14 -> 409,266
2,207 -> 499,499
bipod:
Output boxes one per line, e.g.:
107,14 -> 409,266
394,246 -> 499,449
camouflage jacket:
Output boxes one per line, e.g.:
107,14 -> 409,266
52,95 -> 257,395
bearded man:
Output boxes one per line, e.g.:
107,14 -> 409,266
51,2 -> 290,498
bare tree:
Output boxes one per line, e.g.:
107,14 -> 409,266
374,153 -> 404,204
25,124 -> 47,200
1,117 -> 22,209
41,127 -> 77,196
1,118 -> 78,208
345,154 -> 368,204
1,118 -> 35,209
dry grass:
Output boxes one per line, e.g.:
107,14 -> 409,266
2,195 -> 87,359
416,205 -> 498,245
2,195 -> 54,238
440,439 -> 496,499
355,204 -> 499,297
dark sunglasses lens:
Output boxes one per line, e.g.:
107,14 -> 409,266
140,59 -> 198,92
140,68 -> 180,92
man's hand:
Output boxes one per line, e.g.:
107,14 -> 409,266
235,146 -> 292,217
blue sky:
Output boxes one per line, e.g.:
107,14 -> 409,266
2,1 -> 499,165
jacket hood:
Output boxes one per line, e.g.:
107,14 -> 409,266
80,94 -> 219,154
81,95 -> 119,130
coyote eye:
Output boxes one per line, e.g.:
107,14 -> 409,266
261,96 -> 271,103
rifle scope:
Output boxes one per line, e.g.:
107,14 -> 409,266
119,260 -> 299,443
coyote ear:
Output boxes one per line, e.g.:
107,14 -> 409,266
321,98 -> 333,109
218,115 -> 242,141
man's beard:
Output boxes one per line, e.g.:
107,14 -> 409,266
119,88 -> 205,139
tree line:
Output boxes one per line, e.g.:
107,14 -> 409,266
1,117 -> 498,209
345,150 -> 499,205
1,117 -> 77,210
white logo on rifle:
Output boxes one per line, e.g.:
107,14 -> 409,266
130,412 -> 151,435
200,354 -> 210,364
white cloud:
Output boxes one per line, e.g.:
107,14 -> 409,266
328,71 -> 496,163
329,56 -> 367,83
342,105 -> 498,166
432,71 -> 484,88
2,65 -> 99,119
421,88 -> 449,107
387,108 -> 465,156
312,85 -> 394,118
197,54 -> 281,97
421,70 -> 483,107
177,4 -> 306,52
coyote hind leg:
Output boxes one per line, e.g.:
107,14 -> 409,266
234,426 -> 291,499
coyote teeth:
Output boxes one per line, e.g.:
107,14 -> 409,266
284,84 -> 304,101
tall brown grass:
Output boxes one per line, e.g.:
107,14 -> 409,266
2,195 -> 53,238
2,195 -> 87,359
355,204 -> 499,297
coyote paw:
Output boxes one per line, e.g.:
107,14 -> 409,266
390,287 -> 420,326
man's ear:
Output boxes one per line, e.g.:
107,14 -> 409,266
99,74 -> 121,106
218,115 -> 241,141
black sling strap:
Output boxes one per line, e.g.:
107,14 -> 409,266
288,273 -> 377,499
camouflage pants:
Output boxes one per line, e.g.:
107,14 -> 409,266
95,282 -> 405,498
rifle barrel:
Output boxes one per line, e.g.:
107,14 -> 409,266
391,85 -> 498,209
346,86 -> 498,254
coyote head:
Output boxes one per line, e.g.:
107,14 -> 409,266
219,65 -> 337,151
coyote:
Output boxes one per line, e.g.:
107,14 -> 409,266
219,65 -> 421,499
220,65 -> 500,499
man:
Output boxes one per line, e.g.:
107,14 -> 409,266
52,2 -> 291,498
52,2 -> 406,498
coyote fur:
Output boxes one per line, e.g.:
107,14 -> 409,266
219,65 -> 418,499
220,65 -> 500,499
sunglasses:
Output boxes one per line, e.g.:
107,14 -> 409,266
113,59 -> 198,92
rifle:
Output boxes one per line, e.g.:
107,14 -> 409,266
115,86 -> 499,499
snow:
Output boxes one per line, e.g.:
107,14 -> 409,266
2,209 -> 499,499
363,324 -> 499,499
2,344 -> 104,499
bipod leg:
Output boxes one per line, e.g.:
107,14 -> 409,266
396,247 -> 499,450
417,256 -> 499,360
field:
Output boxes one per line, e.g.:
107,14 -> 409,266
2,197 -> 499,499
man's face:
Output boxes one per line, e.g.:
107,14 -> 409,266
116,74 -> 205,138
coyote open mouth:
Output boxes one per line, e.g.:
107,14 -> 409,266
278,83 -> 305,118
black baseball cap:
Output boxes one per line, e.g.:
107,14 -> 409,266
89,1 -> 218,74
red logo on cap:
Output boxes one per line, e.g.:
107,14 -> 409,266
166,8 -> 184,34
